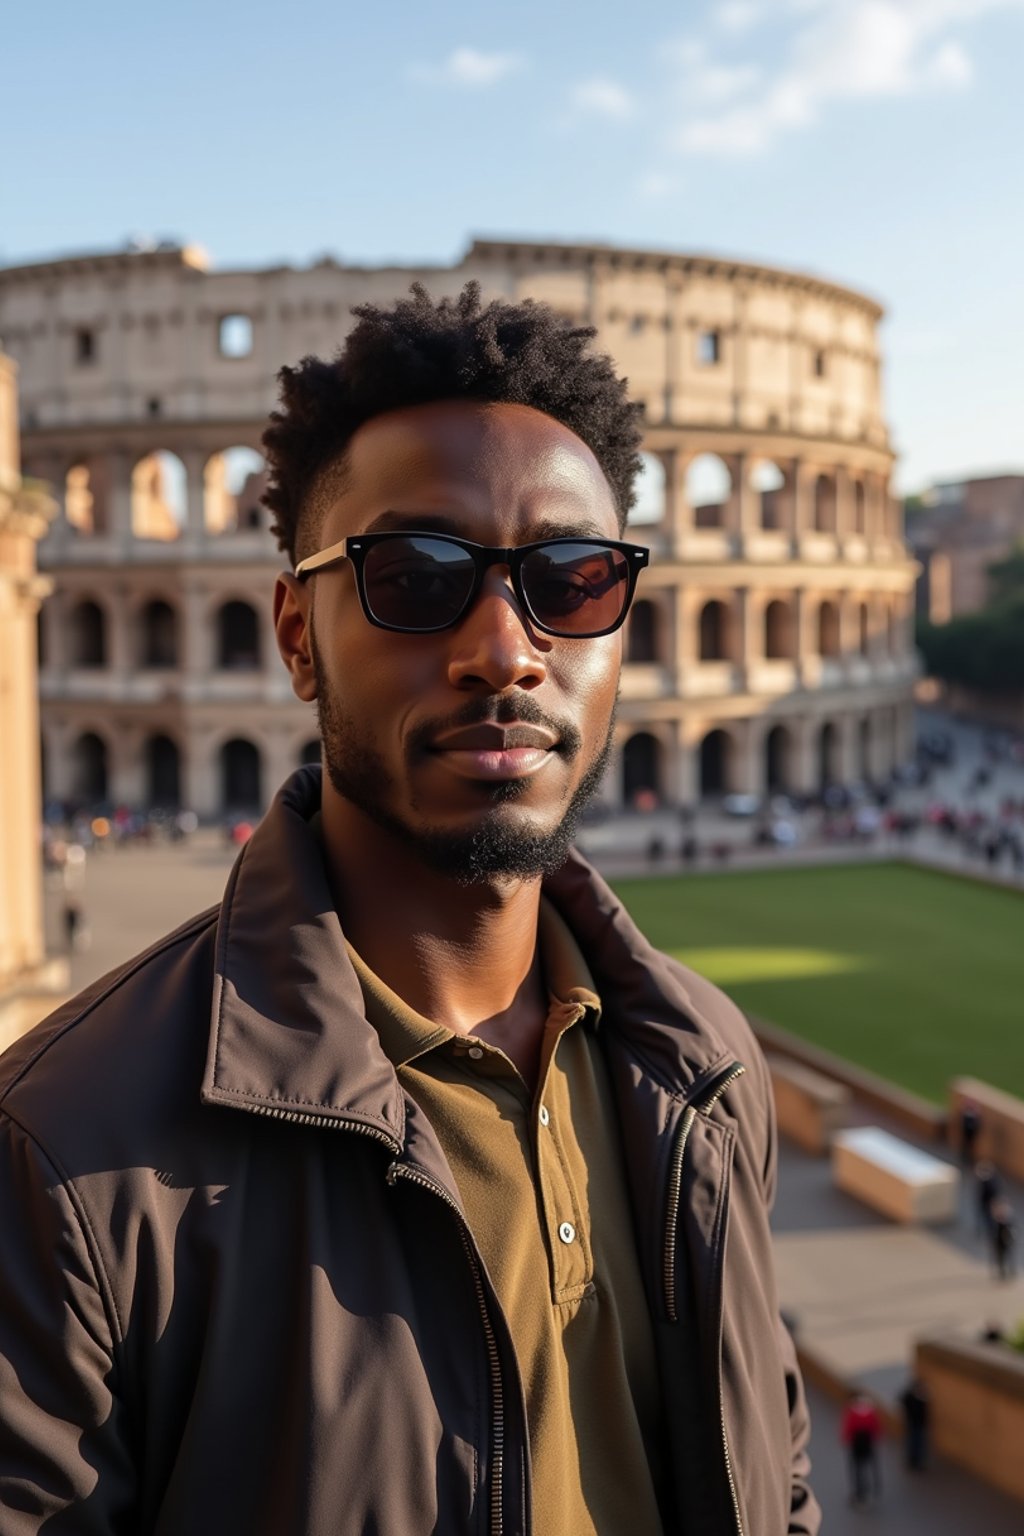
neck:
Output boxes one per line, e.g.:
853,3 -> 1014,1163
320,792 -> 550,1083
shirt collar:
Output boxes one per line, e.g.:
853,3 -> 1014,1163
347,897 -> 603,1072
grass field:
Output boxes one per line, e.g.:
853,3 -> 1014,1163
611,862 -> 1024,1105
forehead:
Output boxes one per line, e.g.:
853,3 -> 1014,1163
320,400 -> 619,541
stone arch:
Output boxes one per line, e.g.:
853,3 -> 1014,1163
299,739 -> 321,768
131,451 -> 187,540
817,721 -> 841,789
626,599 -> 659,663
145,733 -> 182,808
216,599 -> 261,670
852,478 -> 867,536
765,724 -> 794,792
686,454 -> 731,529
699,729 -> 732,797
812,473 -> 837,533
764,599 -> 794,660
622,732 -> 662,804
857,716 -> 872,779
139,598 -> 179,668
203,446 -> 267,535
698,599 -> 729,661
65,458 -> 110,535
220,737 -> 263,815
70,730 -> 109,805
70,598 -> 107,667
817,599 -> 841,657
750,460 -> 785,530
628,451 -> 667,527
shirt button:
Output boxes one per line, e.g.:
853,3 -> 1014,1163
467,1046 -> 484,1060
538,1105 -> 550,1127
558,1221 -> 576,1245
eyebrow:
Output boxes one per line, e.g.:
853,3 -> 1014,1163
361,509 -> 611,541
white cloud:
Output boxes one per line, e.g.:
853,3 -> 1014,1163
570,77 -> 635,119
716,1 -> 764,32
410,47 -> 524,88
670,0 -> 1022,157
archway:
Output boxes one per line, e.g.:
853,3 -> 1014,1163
818,600 -> 841,657
628,452 -> 667,527
818,722 -> 840,790
686,454 -> 731,529
221,738 -> 262,814
626,600 -> 658,663
65,461 -> 110,535
145,734 -> 181,808
71,732 -> 108,805
764,599 -> 793,660
751,460 -> 785,530
140,599 -> 178,668
131,451 -> 187,540
622,732 -> 661,805
698,599 -> 729,661
70,599 -> 107,667
765,725 -> 793,792
217,601 -> 261,669
853,479 -> 866,535
204,447 -> 267,534
699,730 -> 730,797
813,474 -> 837,534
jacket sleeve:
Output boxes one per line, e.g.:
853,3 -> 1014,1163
754,1045 -> 823,1536
0,1109 -> 136,1533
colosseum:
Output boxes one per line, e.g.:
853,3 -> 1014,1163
0,236 -> 918,819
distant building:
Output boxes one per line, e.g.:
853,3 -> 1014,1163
0,348 -> 66,1047
0,237 -> 918,817
909,473 -> 1024,623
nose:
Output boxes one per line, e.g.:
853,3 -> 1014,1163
446,570 -> 550,693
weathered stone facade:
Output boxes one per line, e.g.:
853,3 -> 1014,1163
0,350 -> 66,1045
0,237 -> 918,817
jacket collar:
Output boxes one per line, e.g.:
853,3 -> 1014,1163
202,767 -> 732,1143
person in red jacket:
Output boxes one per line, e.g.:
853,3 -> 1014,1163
841,1390 -> 883,1505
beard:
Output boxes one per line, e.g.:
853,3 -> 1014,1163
311,633 -> 614,885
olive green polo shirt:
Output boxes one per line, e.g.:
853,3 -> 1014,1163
347,901 -> 666,1536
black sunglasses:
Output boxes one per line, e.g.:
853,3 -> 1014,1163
294,530 -> 650,638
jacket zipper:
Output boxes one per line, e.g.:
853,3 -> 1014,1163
387,1161 -> 506,1536
244,1103 -> 508,1535
662,1061 -> 746,1536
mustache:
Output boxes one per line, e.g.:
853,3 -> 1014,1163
407,695 -> 583,760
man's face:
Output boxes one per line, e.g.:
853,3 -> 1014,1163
291,400 -> 624,882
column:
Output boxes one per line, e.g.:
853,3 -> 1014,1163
835,466 -> 853,540
108,450 -> 133,546
182,582 -> 210,687
664,448 -> 693,554
675,587 -> 699,678
736,586 -> 756,689
672,718 -> 697,807
790,459 -> 808,542
734,452 -> 760,538
182,447 -> 208,545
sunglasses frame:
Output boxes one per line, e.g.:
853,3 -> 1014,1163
294,530 -> 650,638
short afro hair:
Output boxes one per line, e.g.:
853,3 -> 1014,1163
261,281 -> 644,566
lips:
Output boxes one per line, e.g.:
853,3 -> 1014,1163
430,723 -> 559,752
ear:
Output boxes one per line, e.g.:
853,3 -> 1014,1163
273,573 -> 318,703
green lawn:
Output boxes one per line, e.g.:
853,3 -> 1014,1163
611,862 -> 1024,1105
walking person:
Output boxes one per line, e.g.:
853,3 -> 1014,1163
0,287 -> 820,1535
991,1199 -> 1017,1280
959,1099 -> 982,1166
898,1376 -> 930,1470
975,1159 -> 1001,1237
841,1390 -> 883,1506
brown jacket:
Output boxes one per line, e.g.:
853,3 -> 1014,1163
0,768 -> 820,1535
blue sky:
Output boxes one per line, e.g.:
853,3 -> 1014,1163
4,0 -> 1022,491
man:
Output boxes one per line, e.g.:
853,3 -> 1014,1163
0,286 -> 818,1533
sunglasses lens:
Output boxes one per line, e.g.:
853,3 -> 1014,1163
362,536 -> 477,630
521,543 -> 630,635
